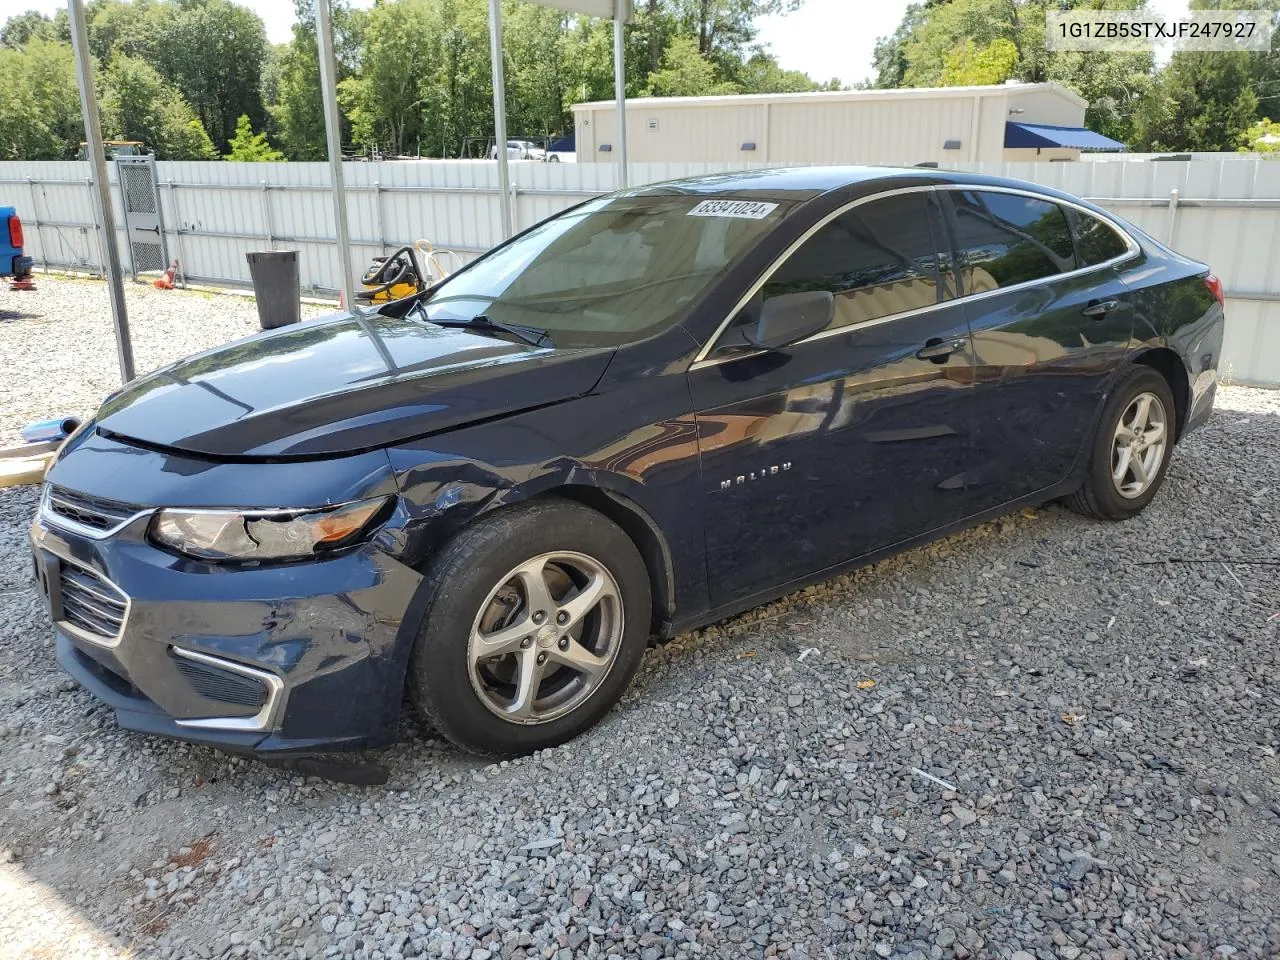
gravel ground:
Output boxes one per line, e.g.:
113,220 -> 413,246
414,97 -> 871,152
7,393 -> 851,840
1,278 -> 1278,960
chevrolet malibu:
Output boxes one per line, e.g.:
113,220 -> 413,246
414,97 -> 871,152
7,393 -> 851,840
31,167 -> 1223,759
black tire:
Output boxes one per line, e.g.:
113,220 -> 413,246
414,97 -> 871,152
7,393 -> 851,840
407,499 -> 650,756
1064,365 -> 1178,521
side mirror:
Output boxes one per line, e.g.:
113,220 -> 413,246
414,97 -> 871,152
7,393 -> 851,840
744,290 -> 834,350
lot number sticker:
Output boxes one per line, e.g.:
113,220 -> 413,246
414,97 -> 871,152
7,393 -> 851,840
687,199 -> 779,220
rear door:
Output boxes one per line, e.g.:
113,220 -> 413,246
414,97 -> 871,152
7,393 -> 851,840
689,189 -> 976,608
940,188 -> 1135,513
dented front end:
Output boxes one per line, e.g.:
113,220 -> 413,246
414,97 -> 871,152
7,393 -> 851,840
31,428 -> 425,754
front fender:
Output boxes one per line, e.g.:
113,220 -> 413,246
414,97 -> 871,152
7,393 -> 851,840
383,375 -> 707,625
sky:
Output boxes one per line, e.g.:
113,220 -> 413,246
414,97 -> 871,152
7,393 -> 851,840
9,0 -> 1192,87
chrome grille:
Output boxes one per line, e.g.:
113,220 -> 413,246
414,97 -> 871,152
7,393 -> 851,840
46,485 -> 142,534
59,564 -> 128,642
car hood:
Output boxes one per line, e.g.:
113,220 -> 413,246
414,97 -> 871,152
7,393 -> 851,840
95,311 -> 614,458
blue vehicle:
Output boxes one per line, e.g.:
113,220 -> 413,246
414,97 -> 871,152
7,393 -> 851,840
29,167 -> 1223,761
1,206 -> 33,284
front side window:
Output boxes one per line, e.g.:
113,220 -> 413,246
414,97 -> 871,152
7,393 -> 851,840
947,191 -> 1075,295
1073,209 -> 1131,266
416,194 -> 792,348
712,192 -> 943,355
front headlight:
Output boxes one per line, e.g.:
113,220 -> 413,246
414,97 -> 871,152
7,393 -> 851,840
148,497 -> 391,562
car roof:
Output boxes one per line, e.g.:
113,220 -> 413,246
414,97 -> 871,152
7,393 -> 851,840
629,165 -> 1087,207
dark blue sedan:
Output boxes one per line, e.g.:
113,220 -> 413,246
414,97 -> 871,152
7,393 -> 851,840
30,167 -> 1224,759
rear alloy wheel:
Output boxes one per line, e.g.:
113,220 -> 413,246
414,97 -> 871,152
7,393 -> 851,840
1064,365 -> 1177,521
408,500 -> 650,755
1110,391 -> 1168,499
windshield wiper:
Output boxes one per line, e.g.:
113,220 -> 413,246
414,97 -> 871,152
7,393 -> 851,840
420,308 -> 554,348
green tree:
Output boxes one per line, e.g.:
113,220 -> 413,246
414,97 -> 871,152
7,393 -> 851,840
504,1 -> 571,138
1190,0 -> 1280,141
2,0 -> 821,162
872,2 -> 930,89
224,113 -> 284,160
1,10 -> 57,49
101,54 -> 217,159
0,37 -> 83,160
86,0 -> 160,63
338,0 -> 441,157
263,0 -> 365,160
1240,117 -> 1280,152
267,35 -> 328,160
941,37 -> 1019,85
147,0 -> 270,151
1135,51 -> 1258,151
666,0 -> 800,59
737,51 -> 836,92
646,34 -> 738,96
561,16 -> 622,106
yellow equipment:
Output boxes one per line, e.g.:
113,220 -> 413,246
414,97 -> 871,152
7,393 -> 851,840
357,240 -> 462,304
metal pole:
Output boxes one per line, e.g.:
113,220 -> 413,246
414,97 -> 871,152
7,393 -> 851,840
488,0 -> 514,238
68,0 -> 134,383
613,4 -> 628,189
316,0 -> 357,308
85,178 -> 104,278
26,178 -> 48,274
260,181 -> 275,250
168,181 -> 188,289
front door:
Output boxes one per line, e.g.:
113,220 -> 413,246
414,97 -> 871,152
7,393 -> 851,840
690,189 -> 975,609
939,189 -> 1137,513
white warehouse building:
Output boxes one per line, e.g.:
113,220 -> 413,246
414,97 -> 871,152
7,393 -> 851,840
571,82 -> 1124,167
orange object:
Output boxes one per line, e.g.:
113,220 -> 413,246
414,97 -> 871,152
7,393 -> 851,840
153,259 -> 180,290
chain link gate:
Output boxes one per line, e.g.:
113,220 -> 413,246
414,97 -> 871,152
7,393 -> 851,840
115,155 -> 168,278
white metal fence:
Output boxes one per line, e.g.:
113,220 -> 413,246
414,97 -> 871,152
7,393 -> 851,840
2,157 -> 1278,385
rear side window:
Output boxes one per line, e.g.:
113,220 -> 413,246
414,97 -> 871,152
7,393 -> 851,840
1073,210 -> 1130,266
759,192 -> 944,331
947,190 -> 1075,294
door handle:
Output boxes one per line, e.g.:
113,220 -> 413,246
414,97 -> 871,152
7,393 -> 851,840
915,337 -> 966,363
1081,298 -> 1119,317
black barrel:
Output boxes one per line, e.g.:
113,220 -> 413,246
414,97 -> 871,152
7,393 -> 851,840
245,250 -> 301,330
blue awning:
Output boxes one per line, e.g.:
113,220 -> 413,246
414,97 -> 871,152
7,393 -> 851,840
1005,122 -> 1126,153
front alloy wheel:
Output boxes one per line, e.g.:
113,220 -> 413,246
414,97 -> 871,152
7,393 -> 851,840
467,552 -> 623,723
408,500 -> 650,756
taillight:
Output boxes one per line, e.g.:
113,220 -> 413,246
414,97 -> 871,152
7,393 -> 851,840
7,215 -> 22,250
1204,273 -> 1224,306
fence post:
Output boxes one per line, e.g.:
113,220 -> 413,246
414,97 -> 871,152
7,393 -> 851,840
509,180 -> 519,234
260,181 -> 275,250
1165,188 -> 1180,246
26,177 -> 47,274
85,177 -> 104,278
169,180 -> 188,289
374,180 -> 386,253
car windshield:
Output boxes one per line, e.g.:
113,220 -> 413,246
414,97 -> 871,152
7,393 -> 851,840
416,194 -> 792,348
